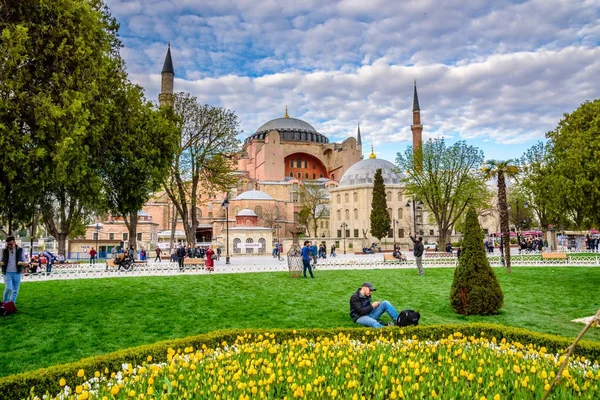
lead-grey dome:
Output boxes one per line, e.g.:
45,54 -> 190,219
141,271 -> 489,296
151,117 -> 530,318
338,158 -> 403,187
237,208 -> 257,217
233,190 -> 274,201
245,117 -> 329,144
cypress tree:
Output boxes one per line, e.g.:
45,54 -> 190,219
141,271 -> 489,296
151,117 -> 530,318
370,168 -> 391,241
450,207 -> 503,315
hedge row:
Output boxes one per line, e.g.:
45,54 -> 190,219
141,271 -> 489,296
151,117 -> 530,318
1,323 -> 598,399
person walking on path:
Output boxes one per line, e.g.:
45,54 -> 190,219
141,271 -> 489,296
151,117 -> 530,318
154,246 -> 162,262
301,241 -> 314,278
277,243 -> 284,261
89,247 -> 97,264
176,244 -> 186,271
205,246 -> 215,272
349,282 -> 400,328
409,232 -> 425,276
2,236 -> 27,304
330,244 -> 336,257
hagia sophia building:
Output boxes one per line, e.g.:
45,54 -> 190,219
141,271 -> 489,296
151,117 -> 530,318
72,46 -> 496,256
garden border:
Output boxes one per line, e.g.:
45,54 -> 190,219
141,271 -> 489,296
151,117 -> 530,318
1,323 -> 599,399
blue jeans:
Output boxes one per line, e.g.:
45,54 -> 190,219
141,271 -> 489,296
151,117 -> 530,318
3,272 -> 22,303
302,259 -> 314,278
356,301 -> 399,328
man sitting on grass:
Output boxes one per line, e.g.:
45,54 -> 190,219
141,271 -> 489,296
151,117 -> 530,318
350,282 -> 400,328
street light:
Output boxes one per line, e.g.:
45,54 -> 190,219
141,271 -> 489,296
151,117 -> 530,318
392,219 -> 399,248
340,222 -> 348,254
405,199 -> 424,235
94,223 -> 101,258
221,195 -> 230,265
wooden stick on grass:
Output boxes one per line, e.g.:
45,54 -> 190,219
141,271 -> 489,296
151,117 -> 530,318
542,308 -> 600,400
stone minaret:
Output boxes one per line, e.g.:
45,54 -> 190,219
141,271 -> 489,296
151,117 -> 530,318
357,123 -> 363,158
411,80 -> 423,170
158,43 -> 174,107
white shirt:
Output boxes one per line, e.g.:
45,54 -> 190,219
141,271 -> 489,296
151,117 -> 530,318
6,248 -> 18,273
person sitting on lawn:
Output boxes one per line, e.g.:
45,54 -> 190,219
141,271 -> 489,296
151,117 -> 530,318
349,282 -> 400,328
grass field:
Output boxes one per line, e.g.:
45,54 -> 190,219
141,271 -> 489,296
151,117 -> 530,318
1,267 -> 599,378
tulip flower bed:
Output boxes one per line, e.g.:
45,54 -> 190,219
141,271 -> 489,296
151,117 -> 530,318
31,330 -> 599,400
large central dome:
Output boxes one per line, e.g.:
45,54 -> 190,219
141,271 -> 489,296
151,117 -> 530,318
338,158 -> 403,187
245,115 -> 329,144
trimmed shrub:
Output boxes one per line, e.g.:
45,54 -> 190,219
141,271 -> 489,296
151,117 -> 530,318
450,207 -> 504,315
1,323 -> 599,399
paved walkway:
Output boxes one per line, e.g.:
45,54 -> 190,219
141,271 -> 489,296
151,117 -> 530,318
12,251 -> 600,282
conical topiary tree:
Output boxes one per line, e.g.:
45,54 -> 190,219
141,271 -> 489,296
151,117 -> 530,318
450,206 -> 503,315
370,168 -> 391,242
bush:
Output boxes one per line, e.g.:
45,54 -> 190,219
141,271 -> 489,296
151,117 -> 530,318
4,324 -> 600,400
2,324 -> 600,399
450,207 -> 504,315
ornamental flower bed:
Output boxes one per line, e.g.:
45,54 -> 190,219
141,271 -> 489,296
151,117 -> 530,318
31,330 -> 599,400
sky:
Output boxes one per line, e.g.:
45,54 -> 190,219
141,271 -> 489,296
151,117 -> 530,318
106,0 -> 600,163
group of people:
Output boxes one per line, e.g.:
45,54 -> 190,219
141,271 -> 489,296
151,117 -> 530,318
170,243 -> 217,272
516,236 -> 547,253
272,243 -> 284,260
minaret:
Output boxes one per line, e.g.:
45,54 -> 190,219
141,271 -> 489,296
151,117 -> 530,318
357,123 -> 363,158
158,43 -> 174,107
411,80 -> 423,170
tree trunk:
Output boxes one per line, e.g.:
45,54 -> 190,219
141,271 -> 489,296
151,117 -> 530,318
438,224 -> 450,250
169,204 -> 176,251
124,210 -> 138,256
497,173 -> 511,273
57,233 -> 67,258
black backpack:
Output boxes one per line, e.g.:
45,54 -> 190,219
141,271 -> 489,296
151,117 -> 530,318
396,309 -> 420,327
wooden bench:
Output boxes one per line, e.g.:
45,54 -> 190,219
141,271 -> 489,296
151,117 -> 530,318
541,252 -> 568,260
383,254 -> 407,262
184,258 -> 205,266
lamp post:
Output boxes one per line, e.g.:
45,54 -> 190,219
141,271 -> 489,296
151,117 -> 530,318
405,198 -> 423,235
221,195 -> 230,264
340,222 -> 348,254
95,223 -> 101,258
392,219 -> 398,248
508,201 -> 529,232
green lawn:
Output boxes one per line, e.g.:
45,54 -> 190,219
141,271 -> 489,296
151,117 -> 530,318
1,267 -> 599,378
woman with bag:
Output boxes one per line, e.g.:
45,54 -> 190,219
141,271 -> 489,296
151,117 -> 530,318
205,246 -> 215,272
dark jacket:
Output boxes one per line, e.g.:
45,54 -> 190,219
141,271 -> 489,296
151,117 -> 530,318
2,246 -> 25,274
349,289 -> 373,322
410,235 -> 424,257
176,247 -> 186,258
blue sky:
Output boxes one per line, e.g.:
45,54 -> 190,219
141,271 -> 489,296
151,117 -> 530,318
107,0 -> 600,163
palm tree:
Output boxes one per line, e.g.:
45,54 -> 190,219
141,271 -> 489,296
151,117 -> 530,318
482,160 -> 520,273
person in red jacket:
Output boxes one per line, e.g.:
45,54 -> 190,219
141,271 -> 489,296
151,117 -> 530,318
205,246 -> 215,272
89,247 -> 97,264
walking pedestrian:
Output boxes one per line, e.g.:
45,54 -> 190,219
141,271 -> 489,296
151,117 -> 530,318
154,246 -> 162,262
2,236 -> 27,305
89,247 -> 97,264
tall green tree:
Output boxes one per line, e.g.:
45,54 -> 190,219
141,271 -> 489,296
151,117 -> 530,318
100,83 -> 178,251
163,93 -> 241,245
482,160 -> 520,274
0,0 -> 126,254
519,142 -> 561,238
546,99 -> 600,229
396,139 -> 488,247
450,206 -> 503,315
370,168 -> 391,241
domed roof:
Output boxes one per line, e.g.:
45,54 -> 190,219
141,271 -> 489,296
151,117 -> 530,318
245,112 -> 329,144
338,158 -> 403,188
233,190 -> 274,201
237,208 -> 257,217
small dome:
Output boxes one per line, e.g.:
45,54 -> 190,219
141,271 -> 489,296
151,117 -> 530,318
233,190 -> 274,201
237,208 -> 257,217
338,158 -> 403,188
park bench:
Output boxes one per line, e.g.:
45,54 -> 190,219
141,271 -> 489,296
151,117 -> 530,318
383,253 -> 407,262
184,258 -> 204,266
541,252 -> 568,260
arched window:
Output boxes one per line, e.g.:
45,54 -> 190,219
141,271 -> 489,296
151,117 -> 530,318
353,209 -> 358,219
344,193 -> 349,202
297,173 -> 301,179
320,174 -> 323,178
234,207 -> 240,216
258,238 -> 266,253
245,218 -> 251,225
313,173 -> 316,179
386,191 -> 392,201
289,172 -> 293,177
353,192 -> 358,202
255,205 -> 263,218
397,192 -> 403,202
233,238 -> 241,254
246,238 -> 254,254
305,173 -> 309,179
337,210 -> 341,220
397,208 -> 403,219
387,208 -> 392,217
345,209 -> 350,219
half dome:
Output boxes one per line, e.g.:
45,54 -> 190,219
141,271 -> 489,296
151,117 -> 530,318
338,158 -> 403,188
233,190 -> 274,201
236,208 -> 257,217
